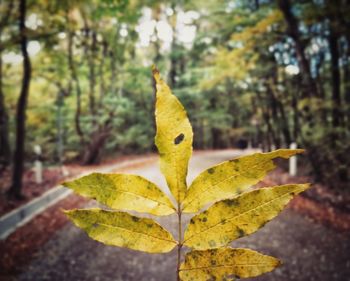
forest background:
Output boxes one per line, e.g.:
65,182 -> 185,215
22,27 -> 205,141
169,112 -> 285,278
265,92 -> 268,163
0,0 -> 349,198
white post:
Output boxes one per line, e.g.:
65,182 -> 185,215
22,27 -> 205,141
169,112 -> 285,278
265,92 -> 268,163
61,165 -> 69,177
289,142 -> 297,176
248,141 -> 252,150
34,160 -> 43,184
34,145 -> 43,184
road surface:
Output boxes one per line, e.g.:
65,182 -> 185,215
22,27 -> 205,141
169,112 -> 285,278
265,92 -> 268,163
16,150 -> 350,281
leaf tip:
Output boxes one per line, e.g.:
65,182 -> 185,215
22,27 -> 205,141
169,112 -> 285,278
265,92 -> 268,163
302,183 -> 312,191
152,65 -> 160,77
62,209 -> 81,219
152,65 -> 161,84
62,209 -> 73,217
151,64 -> 158,73
271,148 -> 305,158
61,180 -> 70,188
294,148 -> 305,154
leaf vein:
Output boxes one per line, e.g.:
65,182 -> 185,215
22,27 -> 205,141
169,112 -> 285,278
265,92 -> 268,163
97,222 -> 177,244
183,158 -> 273,210
180,263 -> 277,271
184,186 -> 304,243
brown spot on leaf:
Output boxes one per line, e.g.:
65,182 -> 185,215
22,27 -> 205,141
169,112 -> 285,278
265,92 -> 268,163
224,199 -> 239,207
132,216 -> 140,222
174,133 -> 185,145
237,227 -> 245,238
208,168 -> 215,174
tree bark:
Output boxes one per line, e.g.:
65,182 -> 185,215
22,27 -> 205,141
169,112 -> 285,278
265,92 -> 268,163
277,99 -> 291,145
277,0 -> 319,98
7,0 -> 32,199
0,55 -> 11,171
256,90 -> 276,151
268,82 -> 291,146
344,47 -> 350,127
266,84 -> 281,148
87,26 -> 97,117
98,40 -> 108,106
328,26 -> 342,127
67,28 -> 84,145
211,127 -> 221,149
338,0 -> 350,127
0,0 -> 14,172
82,130 -> 110,165
168,52 -> 177,88
82,118 -> 112,165
56,90 -> 65,164
291,90 -> 300,141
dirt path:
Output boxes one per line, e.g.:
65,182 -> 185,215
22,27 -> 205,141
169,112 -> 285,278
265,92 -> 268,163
11,150 -> 350,281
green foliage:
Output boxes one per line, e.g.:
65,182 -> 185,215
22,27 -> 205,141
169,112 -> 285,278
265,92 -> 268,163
64,69 -> 309,280
1,0 -> 349,190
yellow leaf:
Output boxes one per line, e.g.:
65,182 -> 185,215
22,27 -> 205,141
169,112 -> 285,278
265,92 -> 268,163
180,247 -> 281,281
183,149 -> 304,213
65,209 -> 177,253
62,173 -> 175,216
153,66 -> 193,203
183,184 -> 310,250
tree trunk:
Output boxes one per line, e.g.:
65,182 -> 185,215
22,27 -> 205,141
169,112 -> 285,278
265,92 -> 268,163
56,90 -> 64,164
211,127 -> 221,149
266,85 -> 281,148
344,48 -> 350,127
109,48 -> 117,95
88,29 -> 97,117
291,94 -> 297,139
98,40 -> 108,106
277,99 -> 291,145
0,0 -> 14,172
82,130 -> 110,165
268,79 -> 292,146
254,0 -> 260,10
277,0 -> 319,98
328,19 -> 342,127
256,90 -> 276,150
0,55 -> 11,171
338,1 -> 350,127
265,108 -> 278,149
168,53 -> 177,88
7,0 -> 32,199
67,28 -> 84,145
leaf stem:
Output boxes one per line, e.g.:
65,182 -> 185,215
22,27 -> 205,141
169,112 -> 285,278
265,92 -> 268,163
177,203 -> 182,281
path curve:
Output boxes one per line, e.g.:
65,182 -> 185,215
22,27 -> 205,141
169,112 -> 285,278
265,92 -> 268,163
16,150 -> 350,281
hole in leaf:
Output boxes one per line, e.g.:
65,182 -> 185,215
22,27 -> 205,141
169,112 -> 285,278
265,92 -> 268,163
174,133 -> 185,145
